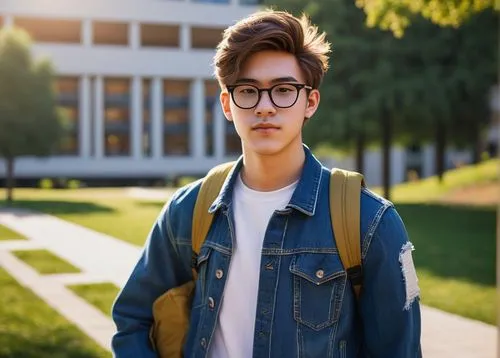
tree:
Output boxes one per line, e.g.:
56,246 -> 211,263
268,0 -> 497,200
355,0 -> 497,37
0,28 -> 64,204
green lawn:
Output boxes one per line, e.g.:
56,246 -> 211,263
0,188 -> 168,246
69,283 -> 120,317
12,249 -> 80,275
0,224 -> 26,241
0,160 -> 497,326
0,268 -> 110,358
397,203 -> 496,324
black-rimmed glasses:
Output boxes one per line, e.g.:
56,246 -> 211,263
226,83 -> 312,109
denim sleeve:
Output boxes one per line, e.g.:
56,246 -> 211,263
111,198 -> 191,358
360,206 -> 422,358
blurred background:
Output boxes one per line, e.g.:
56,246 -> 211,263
0,0 -> 497,357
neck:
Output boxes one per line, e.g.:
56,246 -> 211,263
240,142 -> 305,192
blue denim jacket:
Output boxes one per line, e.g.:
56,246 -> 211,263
112,146 -> 422,358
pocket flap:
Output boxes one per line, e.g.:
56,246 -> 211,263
290,253 -> 345,285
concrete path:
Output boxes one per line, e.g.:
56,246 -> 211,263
0,208 -> 497,357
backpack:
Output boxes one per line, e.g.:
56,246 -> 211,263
150,162 -> 365,358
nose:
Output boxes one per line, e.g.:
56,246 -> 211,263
254,90 -> 276,117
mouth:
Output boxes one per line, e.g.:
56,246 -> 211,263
252,123 -> 280,131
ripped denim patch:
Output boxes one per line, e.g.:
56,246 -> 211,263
399,242 -> 420,311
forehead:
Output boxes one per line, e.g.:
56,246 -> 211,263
238,50 -> 305,84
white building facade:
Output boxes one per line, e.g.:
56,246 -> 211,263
0,0 -> 259,182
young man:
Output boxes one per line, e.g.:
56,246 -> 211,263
112,9 -> 422,358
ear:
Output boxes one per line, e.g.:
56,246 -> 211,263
220,91 -> 233,122
304,89 -> 320,119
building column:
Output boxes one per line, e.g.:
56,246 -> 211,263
93,76 -> 104,158
131,76 -> 142,159
151,77 -> 163,159
79,75 -> 91,158
129,21 -> 140,50
180,24 -> 191,51
213,94 -> 225,160
82,19 -> 92,47
190,78 -> 205,158
4,15 -> 14,28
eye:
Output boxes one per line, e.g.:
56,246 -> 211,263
276,86 -> 293,93
238,86 -> 257,94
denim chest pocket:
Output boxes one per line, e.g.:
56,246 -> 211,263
289,253 -> 346,331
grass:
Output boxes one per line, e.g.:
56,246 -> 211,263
0,224 -> 26,241
397,203 -> 496,324
0,268 -> 111,358
385,158 -> 498,203
12,249 -> 80,275
0,188 -> 169,246
69,283 -> 120,317
0,159 -> 497,326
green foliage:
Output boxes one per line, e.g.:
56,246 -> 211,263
355,0 -> 496,37
0,27 -> 63,159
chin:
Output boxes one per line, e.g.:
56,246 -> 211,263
247,142 -> 286,156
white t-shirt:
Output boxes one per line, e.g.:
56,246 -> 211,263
208,173 -> 298,358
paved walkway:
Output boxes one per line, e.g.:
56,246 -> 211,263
0,208 -> 497,357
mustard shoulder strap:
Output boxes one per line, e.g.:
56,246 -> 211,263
192,162 -> 236,256
330,168 -> 365,299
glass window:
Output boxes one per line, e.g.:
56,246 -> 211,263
104,78 -> 130,156
205,80 -> 219,156
191,27 -> 224,49
143,79 -> 152,157
141,24 -> 179,48
93,21 -> 128,46
54,77 -> 79,155
163,80 -> 190,156
14,17 -> 81,44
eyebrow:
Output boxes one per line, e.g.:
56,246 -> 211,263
234,76 -> 299,85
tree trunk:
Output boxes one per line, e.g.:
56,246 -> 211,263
5,157 -> 15,205
382,113 -> 392,201
470,119 -> 481,164
435,122 -> 446,183
355,131 -> 365,174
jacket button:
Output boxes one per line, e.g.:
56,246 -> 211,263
208,297 -> 215,309
200,338 -> 207,348
316,269 -> 324,279
215,269 -> 224,279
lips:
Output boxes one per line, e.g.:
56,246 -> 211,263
252,123 -> 280,130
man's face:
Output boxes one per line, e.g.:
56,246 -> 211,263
220,50 -> 320,156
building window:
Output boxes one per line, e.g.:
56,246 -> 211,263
104,78 -> 130,156
191,0 -> 230,3
143,78 -> 152,157
55,77 -> 79,155
205,80 -> 219,156
191,27 -> 224,49
239,0 -> 263,4
93,21 -> 128,46
163,80 -> 190,155
226,124 -> 241,156
141,24 -> 179,48
13,17 -> 81,44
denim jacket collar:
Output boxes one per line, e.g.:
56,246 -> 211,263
208,144 -> 323,216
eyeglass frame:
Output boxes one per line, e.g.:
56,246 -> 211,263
225,83 -> 313,109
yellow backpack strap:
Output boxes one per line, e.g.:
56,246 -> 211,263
330,168 -> 365,300
191,161 -> 236,279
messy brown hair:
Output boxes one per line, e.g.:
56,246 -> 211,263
214,9 -> 331,90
